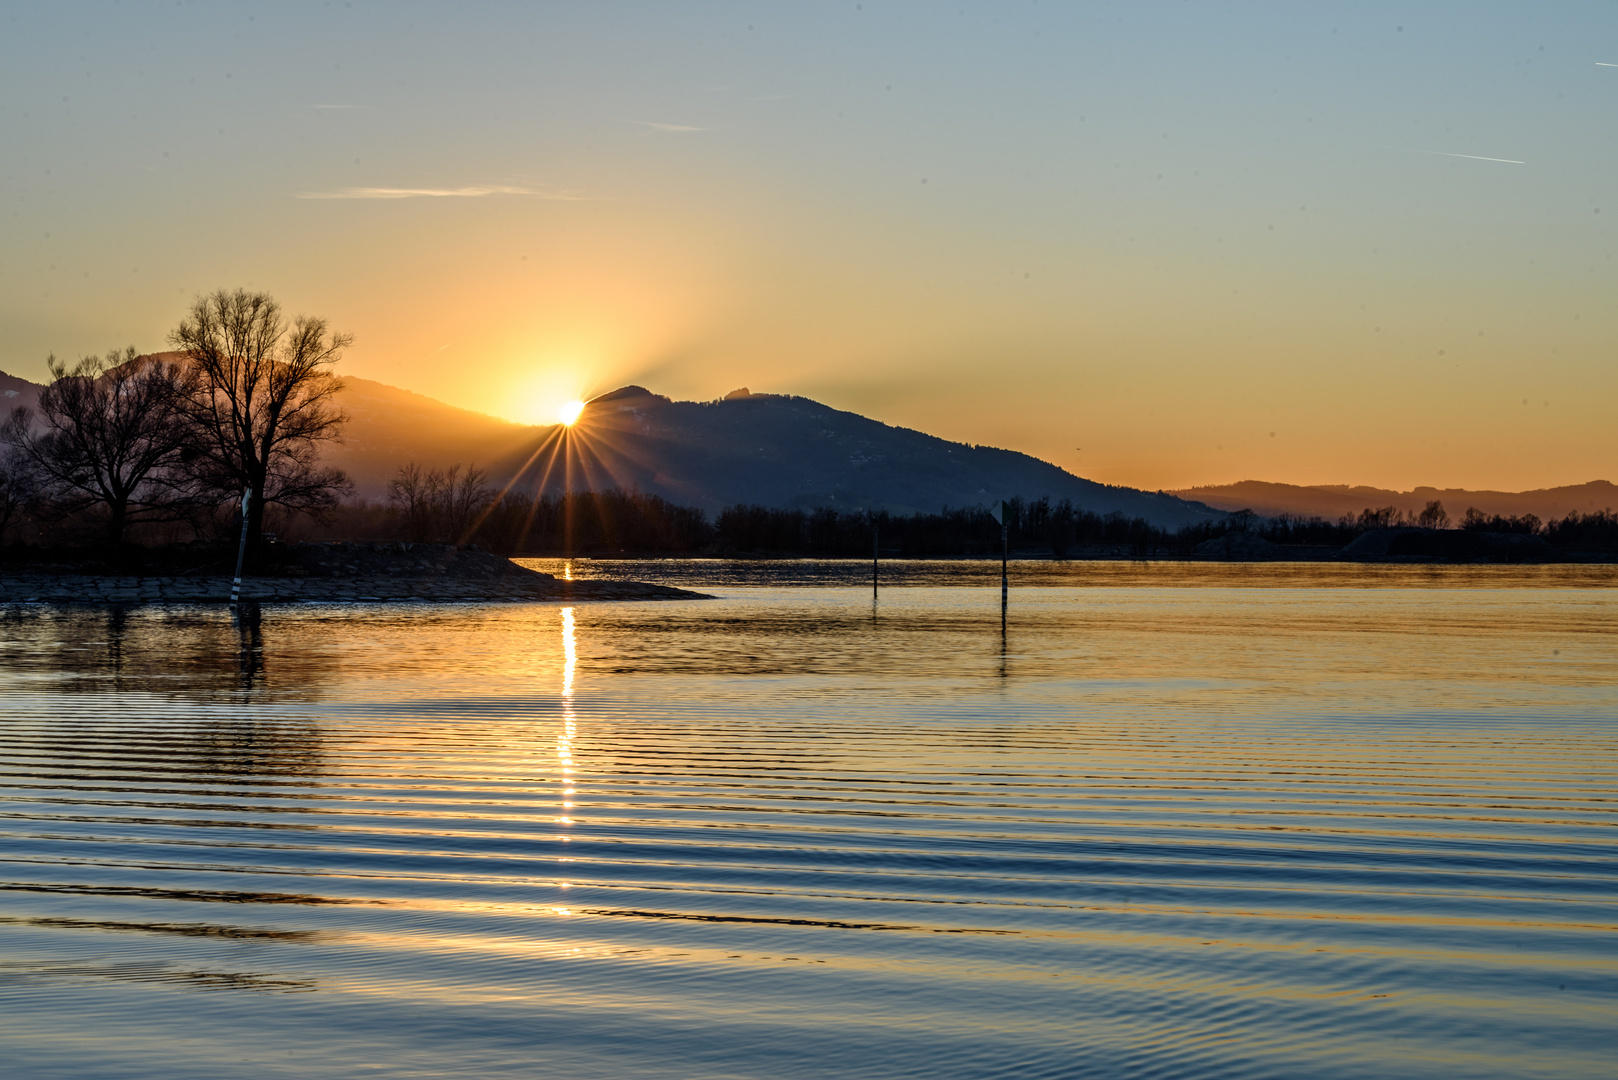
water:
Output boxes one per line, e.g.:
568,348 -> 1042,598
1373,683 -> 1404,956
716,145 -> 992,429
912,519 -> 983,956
1,562 -> 1615,1079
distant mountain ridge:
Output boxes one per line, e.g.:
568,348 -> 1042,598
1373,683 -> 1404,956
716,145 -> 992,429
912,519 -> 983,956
489,385 -> 1218,527
1171,480 -> 1618,523
0,366 -> 1217,527
7,360 -> 1611,527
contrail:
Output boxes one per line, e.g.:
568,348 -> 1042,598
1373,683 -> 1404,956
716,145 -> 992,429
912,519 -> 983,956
1597,62 -> 1618,67
1411,149 -> 1525,165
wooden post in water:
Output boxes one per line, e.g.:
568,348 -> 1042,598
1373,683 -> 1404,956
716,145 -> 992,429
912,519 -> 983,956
989,499 -> 1009,628
1001,518 -> 1008,617
873,524 -> 879,597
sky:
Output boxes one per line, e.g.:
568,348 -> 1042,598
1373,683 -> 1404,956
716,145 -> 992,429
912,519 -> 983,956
2,1 -> 1615,492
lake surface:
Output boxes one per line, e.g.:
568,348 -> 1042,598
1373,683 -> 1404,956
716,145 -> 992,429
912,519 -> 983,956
2,562 -> 1615,1079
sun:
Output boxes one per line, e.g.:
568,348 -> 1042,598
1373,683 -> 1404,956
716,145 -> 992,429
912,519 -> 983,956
557,400 -> 585,426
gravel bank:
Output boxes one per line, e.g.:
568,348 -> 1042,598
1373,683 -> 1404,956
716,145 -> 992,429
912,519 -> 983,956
0,543 -> 711,604
0,574 -> 708,604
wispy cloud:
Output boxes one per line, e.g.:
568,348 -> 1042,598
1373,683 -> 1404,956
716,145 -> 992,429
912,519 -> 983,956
622,120 -> 706,133
297,185 -> 587,200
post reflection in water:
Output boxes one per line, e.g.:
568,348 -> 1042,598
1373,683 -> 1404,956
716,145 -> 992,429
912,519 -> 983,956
0,605 -> 337,703
234,602 -> 264,695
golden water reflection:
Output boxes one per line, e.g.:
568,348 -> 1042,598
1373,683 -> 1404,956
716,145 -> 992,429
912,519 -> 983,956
0,579 -> 1614,1079
557,606 -> 577,833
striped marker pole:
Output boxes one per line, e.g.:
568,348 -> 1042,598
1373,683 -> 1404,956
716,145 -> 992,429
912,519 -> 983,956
230,486 -> 252,606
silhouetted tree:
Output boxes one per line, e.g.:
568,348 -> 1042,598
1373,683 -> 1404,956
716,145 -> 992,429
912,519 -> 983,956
387,462 -> 494,543
170,289 -> 352,553
1542,509 -> 1618,551
1416,500 -> 1449,529
0,440 -> 39,544
1049,499 -> 1076,559
1461,507 -> 1541,534
441,464 -> 494,542
1227,508 -> 1259,533
1346,505 -> 1403,530
0,349 -> 195,545
388,463 -> 436,542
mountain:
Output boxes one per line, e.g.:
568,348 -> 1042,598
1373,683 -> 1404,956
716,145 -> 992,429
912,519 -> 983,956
0,364 -> 1214,526
13,357 -> 1612,527
491,386 -> 1218,527
1171,480 -> 1618,523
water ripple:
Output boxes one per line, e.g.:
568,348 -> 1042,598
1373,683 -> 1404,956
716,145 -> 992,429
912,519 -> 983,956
1,569 -> 1614,1078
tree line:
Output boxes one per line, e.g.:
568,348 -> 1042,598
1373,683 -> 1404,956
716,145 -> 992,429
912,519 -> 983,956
346,485 -> 1615,557
1200,501 -> 1618,555
389,489 -> 1617,557
0,289 -> 350,554
325,487 -> 1178,557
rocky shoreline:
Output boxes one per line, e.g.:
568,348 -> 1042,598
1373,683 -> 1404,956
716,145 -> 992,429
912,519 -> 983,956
0,574 -> 707,604
0,542 -> 711,605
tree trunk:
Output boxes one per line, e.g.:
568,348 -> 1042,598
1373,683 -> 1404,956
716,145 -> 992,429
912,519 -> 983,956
107,500 -> 128,548
245,487 -> 267,567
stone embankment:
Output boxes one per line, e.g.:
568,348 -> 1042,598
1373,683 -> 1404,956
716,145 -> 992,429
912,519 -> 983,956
0,542 -> 710,604
0,575 -> 704,604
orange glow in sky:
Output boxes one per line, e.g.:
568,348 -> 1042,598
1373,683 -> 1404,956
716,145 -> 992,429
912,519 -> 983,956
3,6 -> 1614,492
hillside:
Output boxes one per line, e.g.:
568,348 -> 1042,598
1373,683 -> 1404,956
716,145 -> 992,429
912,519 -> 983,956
325,374 -> 537,497
489,386 -> 1218,527
1172,480 -> 1618,523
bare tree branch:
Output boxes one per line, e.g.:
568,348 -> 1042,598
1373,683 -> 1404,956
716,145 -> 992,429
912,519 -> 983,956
0,348 -> 197,545
169,289 -> 354,552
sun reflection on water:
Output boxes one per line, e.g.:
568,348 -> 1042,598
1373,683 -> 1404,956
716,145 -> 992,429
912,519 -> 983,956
557,608 -> 577,833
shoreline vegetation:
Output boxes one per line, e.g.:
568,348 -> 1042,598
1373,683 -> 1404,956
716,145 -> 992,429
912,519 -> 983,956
3,490 -> 1615,580
262,489 -> 1618,563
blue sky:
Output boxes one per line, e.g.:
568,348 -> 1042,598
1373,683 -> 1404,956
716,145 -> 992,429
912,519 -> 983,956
3,1 -> 1615,489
